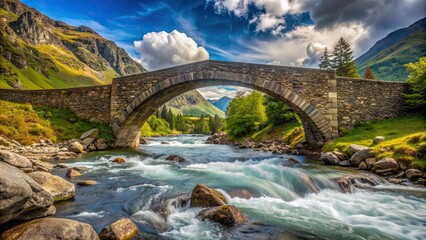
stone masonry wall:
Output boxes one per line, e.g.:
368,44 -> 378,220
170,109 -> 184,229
336,77 -> 407,130
0,86 -> 111,122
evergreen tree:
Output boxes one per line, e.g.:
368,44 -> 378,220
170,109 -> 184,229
363,66 -> 375,79
209,114 -> 223,134
319,47 -> 332,70
331,37 -> 360,78
160,106 -> 168,120
192,115 -> 209,134
175,114 -> 187,132
165,109 -> 175,129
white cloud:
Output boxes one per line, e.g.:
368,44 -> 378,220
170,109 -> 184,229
209,0 -> 301,34
134,30 -> 209,70
197,86 -> 249,100
234,23 -> 368,67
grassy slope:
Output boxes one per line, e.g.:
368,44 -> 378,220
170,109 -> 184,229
357,31 -> 426,81
166,90 -> 225,118
324,115 -> 426,169
0,100 -> 114,145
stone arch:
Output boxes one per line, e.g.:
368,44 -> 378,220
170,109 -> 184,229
112,70 -> 333,147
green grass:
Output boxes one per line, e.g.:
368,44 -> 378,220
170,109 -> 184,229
0,100 -> 114,145
34,106 -> 115,144
324,115 -> 426,169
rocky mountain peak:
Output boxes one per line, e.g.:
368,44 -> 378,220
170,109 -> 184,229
76,25 -> 98,35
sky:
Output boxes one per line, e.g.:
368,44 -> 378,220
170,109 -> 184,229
22,0 -> 426,99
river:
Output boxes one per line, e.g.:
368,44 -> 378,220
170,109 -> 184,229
51,135 -> 426,240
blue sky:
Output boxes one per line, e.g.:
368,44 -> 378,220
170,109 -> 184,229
21,0 -> 426,98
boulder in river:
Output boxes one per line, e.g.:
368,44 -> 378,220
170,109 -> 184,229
99,218 -> 138,240
350,149 -> 373,166
95,138 -> 108,150
366,158 -> 377,170
77,180 -> 97,186
80,128 -> 99,140
28,171 -> 75,201
82,137 -> 95,147
338,160 -> 351,167
371,158 -> 399,174
358,161 -> 368,170
332,151 -> 346,161
348,144 -> 370,155
112,157 -> 126,163
190,184 -> 227,208
66,168 -> 82,178
0,150 -> 32,169
0,162 -> 54,224
320,152 -> 340,165
0,218 -> 99,240
198,205 -> 247,226
68,141 -> 84,153
405,169 -> 423,180
165,155 -> 186,162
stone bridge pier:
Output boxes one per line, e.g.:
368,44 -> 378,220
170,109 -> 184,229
0,60 -> 406,148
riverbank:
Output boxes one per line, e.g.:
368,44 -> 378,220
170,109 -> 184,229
207,115 -> 426,187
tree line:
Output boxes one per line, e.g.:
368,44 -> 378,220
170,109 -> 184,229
141,106 -> 224,136
225,91 -> 297,138
319,37 -> 375,79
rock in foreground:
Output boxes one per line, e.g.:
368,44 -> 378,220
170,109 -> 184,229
199,205 -> 247,226
190,184 -> 227,208
99,218 -> 138,240
112,157 -> 126,163
165,155 -> 186,162
320,152 -> 340,165
0,218 -> 99,240
28,171 -> 75,201
372,158 -> 399,174
0,162 -> 55,224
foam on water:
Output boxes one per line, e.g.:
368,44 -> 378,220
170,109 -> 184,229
73,211 -> 106,218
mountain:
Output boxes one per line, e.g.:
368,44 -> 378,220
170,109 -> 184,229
0,0 -> 145,89
355,17 -> 426,81
209,96 -> 232,112
165,90 -> 225,118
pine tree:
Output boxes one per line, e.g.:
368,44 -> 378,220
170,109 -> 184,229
160,106 -> 168,120
319,47 -> 332,70
331,37 -> 360,78
363,66 -> 375,79
166,109 -> 175,129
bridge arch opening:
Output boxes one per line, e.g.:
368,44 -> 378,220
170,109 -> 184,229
112,70 -> 333,148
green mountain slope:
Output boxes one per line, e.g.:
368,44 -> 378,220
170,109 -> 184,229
165,90 -> 225,118
0,0 -> 145,89
356,17 -> 426,81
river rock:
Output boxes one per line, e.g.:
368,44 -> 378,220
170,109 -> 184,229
320,152 -> 340,165
348,144 -> 370,155
416,178 -> 426,185
30,159 -> 54,172
338,160 -> 351,167
68,141 -> 84,153
190,184 -> 227,208
332,151 -> 346,160
99,218 -> 138,240
66,168 -> 81,178
77,180 -> 97,186
350,149 -> 373,166
71,166 -> 91,172
0,162 -> 54,224
366,158 -> 377,170
371,158 -> 399,174
282,157 -> 300,167
28,171 -> 75,201
165,155 -> 186,162
333,174 -> 384,193
80,128 -> 99,140
0,150 -> 32,168
112,157 -> 126,163
95,138 -> 108,150
82,137 -> 95,147
373,136 -> 385,144
161,141 -> 169,145
397,160 -> 410,171
405,169 -> 423,180
358,161 -> 368,170
198,205 -> 247,226
0,218 -> 99,240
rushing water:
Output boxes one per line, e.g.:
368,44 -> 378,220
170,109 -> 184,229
52,135 -> 426,240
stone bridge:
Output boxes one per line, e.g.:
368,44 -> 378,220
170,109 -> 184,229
0,60 -> 406,147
